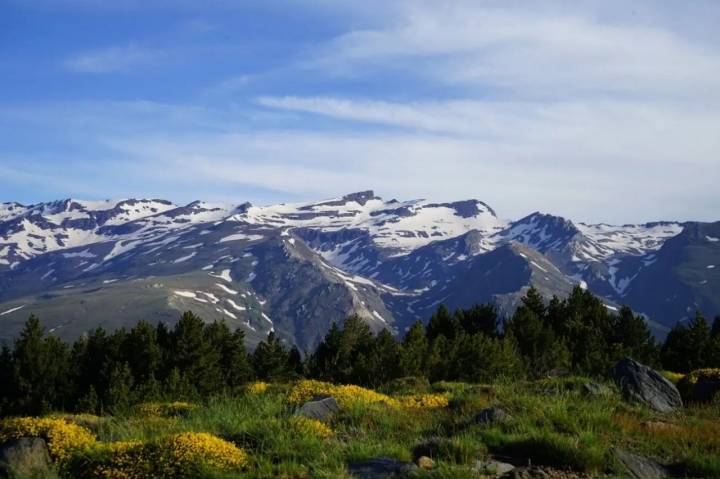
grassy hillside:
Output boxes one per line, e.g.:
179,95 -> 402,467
2,377 -> 718,478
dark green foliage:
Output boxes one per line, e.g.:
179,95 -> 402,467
0,286 -> 715,417
7,315 -> 71,415
251,332 -> 294,381
661,311 -> 717,372
399,321 -> 428,377
455,303 -> 499,337
613,306 -> 659,366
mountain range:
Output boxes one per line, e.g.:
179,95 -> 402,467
1,191 -> 718,351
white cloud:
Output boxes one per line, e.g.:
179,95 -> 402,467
308,2 -> 720,101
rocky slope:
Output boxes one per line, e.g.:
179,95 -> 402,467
0,191 -> 716,347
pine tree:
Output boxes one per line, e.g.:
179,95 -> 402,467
11,315 -> 71,414
286,346 -> 304,378
613,306 -> 658,366
170,311 -> 219,394
220,328 -> 254,387
365,329 -> 402,387
105,362 -> 135,415
400,321 -> 428,377
505,305 -> 568,377
252,332 -> 291,381
123,320 -> 161,384
455,303 -> 498,336
426,305 -> 458,340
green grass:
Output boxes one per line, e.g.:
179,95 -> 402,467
27,378 -> 720,478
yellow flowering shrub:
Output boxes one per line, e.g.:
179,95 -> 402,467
395,393 -> 450,410
0,417 -> 96,461
136,401 -> 198,418
660,370 -> 685,384
287,380 -> 449,410
678,368 -> 720,401
287,380 -> 394,408
161,432 -> 248,471
85,441 -> 152,479
247,381 -> 269,394
287,417 -> 334,439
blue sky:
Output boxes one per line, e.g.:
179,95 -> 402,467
1,0 -> 719,223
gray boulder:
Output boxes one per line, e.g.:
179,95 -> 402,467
476,406 -> 509,425
347,457 -> 418,478
610,358 -> 682,412
474,459 -> 515,476
0,437 -> 57,479
295,396 -> 341,422
614,448 -> 670,479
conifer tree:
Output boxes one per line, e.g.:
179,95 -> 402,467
400,321 -> 428,377
252,332 -> 291,381
426,305 -> 457,340
455,303 -> 498,336
613,306 -> 658,365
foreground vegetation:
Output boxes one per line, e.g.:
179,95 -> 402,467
2,286 -> 719,418
1,286 -> 719,476
1,376 -> 719,478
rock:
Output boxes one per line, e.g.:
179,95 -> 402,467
0,437 -> 56,479
474,458 -> 516,476
613,448 -> 670,479
295,396 -> 340,422
476,406 -> 509,425
610,358 -> 683,412
347,457 -> 418,478
416,456 -> 435,470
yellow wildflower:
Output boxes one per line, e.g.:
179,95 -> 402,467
247,381 -> 269,394
0,417 -> 96,461
287,380 -> 449,410
162,432 -> 248,471
395,393 -> 450,409
287,417 -> 334,439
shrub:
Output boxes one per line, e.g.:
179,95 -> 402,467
246,381 -> 269,394
287,417 -> 334,439
660,370 -> 685,384
161,432 -> 248,472
395,394 -> 449,410
68,433 -> 248,478
287,380 -> 394,408
287,380 -> 449,410
80,440 -> 152,479
0,417 -> 96,462
677,368 -> 720,402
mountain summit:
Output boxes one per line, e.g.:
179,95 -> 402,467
0,192 -> 716,349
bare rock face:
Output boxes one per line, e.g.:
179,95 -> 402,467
610,358 -> 683,412
0,437 -> 56,479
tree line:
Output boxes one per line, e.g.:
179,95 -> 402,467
1,286 -> 718,416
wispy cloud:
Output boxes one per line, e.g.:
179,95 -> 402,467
307,2 -> 720,101
63,44 -> 168,73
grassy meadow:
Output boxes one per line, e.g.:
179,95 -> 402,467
3,375 -> 719,478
